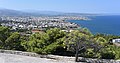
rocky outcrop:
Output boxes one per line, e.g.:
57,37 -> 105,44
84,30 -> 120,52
0,49 -> 120,63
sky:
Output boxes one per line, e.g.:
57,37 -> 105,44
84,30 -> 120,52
0,0 -> 120,14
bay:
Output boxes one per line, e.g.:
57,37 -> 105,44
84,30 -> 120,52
68,15 -> 120,35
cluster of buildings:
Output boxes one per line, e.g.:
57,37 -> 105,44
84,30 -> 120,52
0,16 -> 83,34
0,16 -> 89,22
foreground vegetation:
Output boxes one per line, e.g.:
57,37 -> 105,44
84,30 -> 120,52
0,26 -> 120,60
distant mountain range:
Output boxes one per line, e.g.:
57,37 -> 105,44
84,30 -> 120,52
22,10 -> 65,15
0,8 -> 99,16
0,8 -> 47,16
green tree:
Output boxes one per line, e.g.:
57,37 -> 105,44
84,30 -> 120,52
100,45 -> 120,59
80,27 -> 93,36
4,32 -> 23,50
22,28 -> 66,54
63,30 -> 89,61
0,26 -> 10,42
63,30 -> 103,61
22,32 -> 49,54
95,37 -> 107,46
100,46 -> 116,59
46,28 -> 66,44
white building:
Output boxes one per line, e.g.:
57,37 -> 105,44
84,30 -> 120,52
112,39 -> 120,43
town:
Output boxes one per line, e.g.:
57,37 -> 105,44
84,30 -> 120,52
0,16 -> 89,34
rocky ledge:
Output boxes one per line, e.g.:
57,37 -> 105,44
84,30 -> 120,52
0,49 -> 120,63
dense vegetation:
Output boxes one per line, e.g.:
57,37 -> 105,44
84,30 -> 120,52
0,26 -> 120,59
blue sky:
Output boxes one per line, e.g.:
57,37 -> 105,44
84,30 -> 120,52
0,0 -> 120,13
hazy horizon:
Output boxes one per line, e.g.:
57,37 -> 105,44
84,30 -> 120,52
0,0 -> 120,14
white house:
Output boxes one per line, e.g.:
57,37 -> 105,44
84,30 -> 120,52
112,39 -> 120,43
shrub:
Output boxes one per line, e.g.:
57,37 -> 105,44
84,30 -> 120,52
100,48 -> 115,59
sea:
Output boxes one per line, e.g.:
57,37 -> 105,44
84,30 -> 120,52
68,15 -> 120,35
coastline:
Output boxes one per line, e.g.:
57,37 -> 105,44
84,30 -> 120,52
67,16 -> 120,35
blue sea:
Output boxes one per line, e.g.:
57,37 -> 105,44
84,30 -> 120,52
68,15 -> 120,35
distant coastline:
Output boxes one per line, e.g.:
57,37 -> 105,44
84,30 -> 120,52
68,15 -> 120,35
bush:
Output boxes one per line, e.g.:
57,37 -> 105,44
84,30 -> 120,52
80,48 -> 100,58
43,42 -> 61,54
100,48 -> 115,59
101,51 -> 115,59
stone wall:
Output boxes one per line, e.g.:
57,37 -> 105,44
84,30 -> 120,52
0,49 -> 120,63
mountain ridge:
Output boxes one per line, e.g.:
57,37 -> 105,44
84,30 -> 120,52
0,8 -> 99,16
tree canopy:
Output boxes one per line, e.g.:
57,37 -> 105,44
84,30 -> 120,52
0,26 -> 120,60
